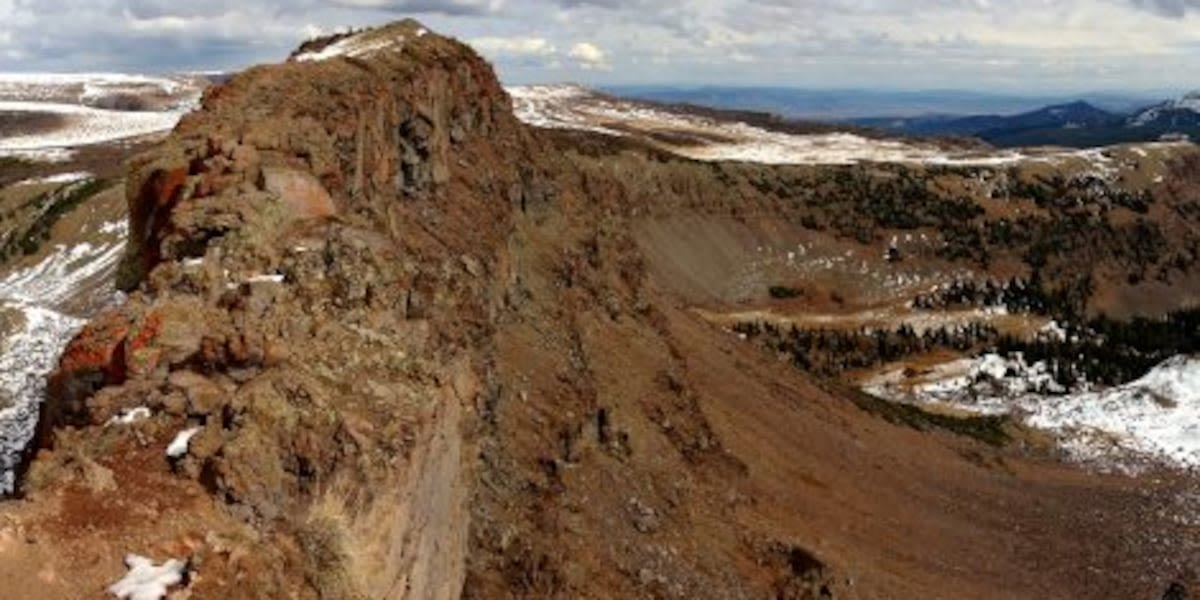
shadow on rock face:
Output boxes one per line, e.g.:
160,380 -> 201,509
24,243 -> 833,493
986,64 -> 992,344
1164,582 -> 1191,600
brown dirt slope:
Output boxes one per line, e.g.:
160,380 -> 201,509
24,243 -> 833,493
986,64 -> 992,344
0,19 -> 1193,600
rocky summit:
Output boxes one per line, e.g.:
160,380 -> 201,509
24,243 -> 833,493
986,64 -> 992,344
0,19 -> 1196,600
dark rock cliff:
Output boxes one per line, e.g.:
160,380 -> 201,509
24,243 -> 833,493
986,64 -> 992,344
8,19 -> 1194,600
38,20 -> 535,599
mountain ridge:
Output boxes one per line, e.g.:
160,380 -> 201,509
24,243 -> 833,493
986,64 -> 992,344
855,92 -> 1200,148
608,85 -> 1157,120
0,20 -> 1195,600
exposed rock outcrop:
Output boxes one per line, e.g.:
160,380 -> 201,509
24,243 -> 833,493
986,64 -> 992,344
5,18 -> 1194,600
37,19 -> 525,599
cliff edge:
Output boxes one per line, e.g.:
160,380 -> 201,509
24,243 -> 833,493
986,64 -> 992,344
0,20 -> 1192,600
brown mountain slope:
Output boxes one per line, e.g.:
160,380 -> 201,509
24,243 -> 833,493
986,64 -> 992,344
0,20 -> 1193,600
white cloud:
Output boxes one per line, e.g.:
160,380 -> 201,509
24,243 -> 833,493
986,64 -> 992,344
568,41 -> 610,70
329,0 -> 503,15
471,35 -> 556,56
0,0 -> 1196,93
471,35 -> 612,71
1130,0 -> 1200,17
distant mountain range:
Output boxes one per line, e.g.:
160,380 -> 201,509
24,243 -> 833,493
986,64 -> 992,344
854,93 -> 1200,148
608,86 -> 1199,149
605,85 -> 1157,121
856,101 -> 1115,136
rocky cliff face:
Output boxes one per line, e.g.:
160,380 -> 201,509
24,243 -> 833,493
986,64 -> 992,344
3,19 -> 1194,600
27,19 -> 529,599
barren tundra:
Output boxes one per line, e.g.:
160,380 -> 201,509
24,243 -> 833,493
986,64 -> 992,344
0,20 -> 1197,600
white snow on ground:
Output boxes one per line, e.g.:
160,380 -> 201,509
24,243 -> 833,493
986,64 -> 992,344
507,84 -> 1177,171
244,273 -> 285,284
294,34 -> 403,62
1028,147 -> 1119,181
165,427 -> 202,459
0,72 -> 203,161
866,353 -> 1200,471
0,218 -> 127,493
1040,320 -> 1068,342
689,130 -> 968,166
1130,91 -> 1200,127
507,84 -> 1023,166
0,148 -> 74,162
1,233 -> 128,307
108,554 -> 188,600
0,101 -> 184,153
1025,356 -> 1200,469
865,353 -> 1067,415
0,73 -> 188,102
107,407 -> 152,426
100,220 -> 128,236
0,304 -> 84,494
507,85 -> 613,135
14,171 -> 93,186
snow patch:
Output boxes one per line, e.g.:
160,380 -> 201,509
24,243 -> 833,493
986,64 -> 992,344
0,147 -> 74,162
0,72 -> 186,97
100,220 -> 129,236
295,34 -> 403,62
1039,320 -> 1068,342
505,85 -> 1102,168
108,554 -> 188,600
2,239 -> 126,308
14,171 -> 92,186
107,407 -> 152,426
0,225 -> 127,493
506,85 -> 613,135
0,303 -> 84,494
1025,356 -> 1200,470
166,426 -> 202,459
1130,92 -> 1200,127
866,352 -> 1066,415
867,354 -> 1200,471
0,101 -> 183,152
244,273 -> 285,284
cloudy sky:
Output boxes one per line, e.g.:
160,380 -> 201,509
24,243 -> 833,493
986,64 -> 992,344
0,0 -> 1198,94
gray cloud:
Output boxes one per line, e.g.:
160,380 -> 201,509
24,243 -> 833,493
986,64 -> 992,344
1129,0 -> 1200,17
0,0 -> 1194,94
550,0 -> 663,8
328,0 -> 501,15
122,0 -> 256,18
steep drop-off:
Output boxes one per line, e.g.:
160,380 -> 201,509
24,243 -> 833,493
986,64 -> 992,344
0,20 -> 1194,600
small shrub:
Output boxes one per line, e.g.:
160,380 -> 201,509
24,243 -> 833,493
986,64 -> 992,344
0,178 -> 110,260
769,285 -> 804,299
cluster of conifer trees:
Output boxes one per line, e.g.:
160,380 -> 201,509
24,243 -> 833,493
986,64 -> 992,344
0,179 -> 108,260
1002,172 -> 1152,213
996,308 -> 1200,387
910,274 -> 1093,320
734,321 -> 999,377
737,305 -> 1200,387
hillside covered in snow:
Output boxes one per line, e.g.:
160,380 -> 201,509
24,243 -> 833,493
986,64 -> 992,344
507,84 -> 1193,170
0,73 -> 207,162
